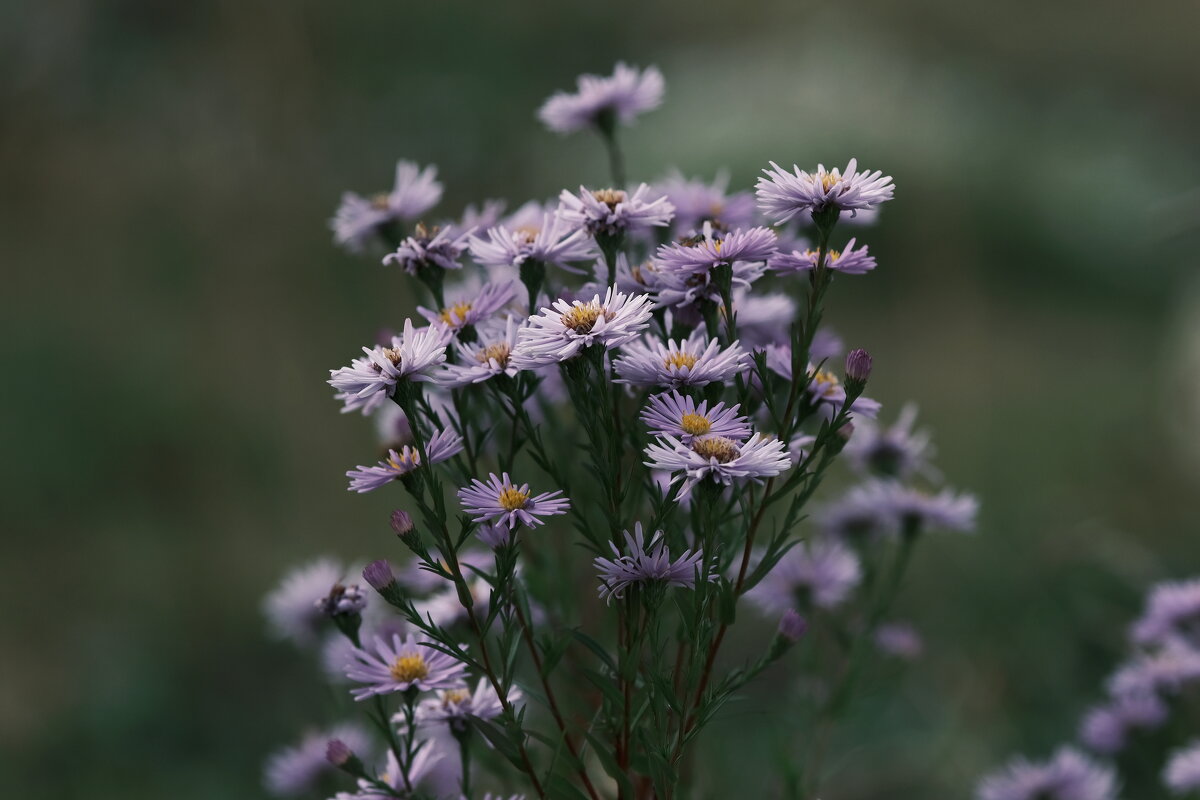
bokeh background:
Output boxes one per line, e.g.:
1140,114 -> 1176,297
5,1 -> 1200,797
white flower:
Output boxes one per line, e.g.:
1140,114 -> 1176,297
510,288 -> 653,368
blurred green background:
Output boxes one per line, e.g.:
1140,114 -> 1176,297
5,1 -> 1200,797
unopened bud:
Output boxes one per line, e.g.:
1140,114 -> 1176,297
362,559 -> 406,608
844,348 -> 872,386
390,509 -> 415,536
326,739 -> 367,778
778,609 -> 808,643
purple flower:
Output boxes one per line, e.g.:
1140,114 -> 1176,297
331,161 -> 443,251
1131,578 -> 1200,648
263,723 -> 371,796
653,170 -> 758,233
468,212 -> 596,274
777,609 -> 808,642
844,348 -> 872,383
346,429 -> 464,493
438,315 -> 523,387
593,522 -> 710,603
383,223 -> 474,274
769,237 -> 877,275
976,747 -> 1117,800
344,633 -> 468,701
1108,639 -> 1200,696
510,288 -> 654,368
656,225 -> 778,275
731,289 -> 797,348
843,404 -> 937,480
614,331 -> 750,389
263,558 -> 354,647
870,481 -> 979,534
1078,690 -> 1167,754
332,746 -> 443,800
644,433 -> 791,499
640,391 -> 751,444
1165,741 -> 1200,794
762,345 -> 881,420
746,538 -> 862,612
417,280 -> 517,334
557,184 -> 674,237
756,158 -> 895,223
458,472 -> 570,530
413,678 -> 520,733
329,319 -> 451,414
476,523 -> 514,549
538,63 -> 664,134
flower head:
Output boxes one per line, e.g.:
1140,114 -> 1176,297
469,212 -> 596,273
1078,689 -> 1168,754
756,158 -> 894,223
511,288 -> 653,368
1165,741 -> 1200,794
614,331 -> 750,389
383,223 -> 473,274
329,320 -> 450,414
975,747 -> 1117,800
645,432 -> 791,499
843,405 -> 937,480
655,225 -> 778,276
332,161 -> 442,251
263,723 -> 371,796
769,237 -> 876,275
593,522 -> 710,603
333,746 -> 443,800
747,538 -> 862,612
538,63 -> 664,134
344,633 -> 468,701
653,170 -> 758,233
458,472 -> 570,530
1132,578 -> 1200,648
417,281 -> 517,334
640,391 -> 752,444
263,558 -> 355,646
346,429 -> 465,493
557,184 -> 674,237
413,678 -> 519,733
438,315 -> 524,387
1108,639 -> 1200,696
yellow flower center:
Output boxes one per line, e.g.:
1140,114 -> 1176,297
591,188 -> 627,208
664,352 -> 699,370
692,436 -> 741,463
812,370 -> 840,388
389,654 -> 430,683
387,450 -> 420,471
477,342 -> 512,366
818,171 -> 842,192
413,222 -> 436,239
804,248 -> 841,262
680,412 -> 712,436
560,302 -> 612,334
439,302 -> 473,326
514,225 -> 540,243
381,347 -> 403,366
442,689 -> 471,708
370,193 -> 391,210
498,485 -> 530,511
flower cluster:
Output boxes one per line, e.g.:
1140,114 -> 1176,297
263,62 -> 982,800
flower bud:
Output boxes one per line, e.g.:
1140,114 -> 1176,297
390,509 -> 415,536
778,609 -> 808,643
326,738 -> 367,779
845,348 -> 872,385
362,559 -> 406,608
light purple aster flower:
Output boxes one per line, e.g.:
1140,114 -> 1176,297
843,404 -> 937,480
412,678 -> 520,733
417,281 -> 517,334
655,225 -> 778,277
344,633 -> 468,701
1131,578 -> 1200,648
537,62 -> 664,134
747,537 -> 862,612
332,746 -> 443,800
769,237 -> 877,275
476,522 -> 514,549
816,482 -> 898,540
510,288 -> 654,368
383,223 -> 474,274
263,722 -> 371,796
640,391 -> 751,445
756,158 -> 895,223
1108,639 -> 1200,696
263,558 -> 354,647
331,161 -> 443,251
557,185 -> 674,237
458,472 -> 570,530
329,319 -> 451,414
469,212 -> 597,274
459,199 -> 507,230
593,522 -> 710,603
1078,689 -> 1168,755
438,315 -> 523,388
731,289 -> 797,348
654,170 -> 758,233
614,331 -> 750,388
761,344 -> 881,419
346,429 -> 465,493
976,747 -> 1117,800
1165,741 -> 1200,795
644,432 -> 791,499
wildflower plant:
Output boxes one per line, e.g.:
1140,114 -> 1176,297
264,62 -> 979,800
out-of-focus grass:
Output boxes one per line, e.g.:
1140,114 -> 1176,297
3,1 -> 1199,797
